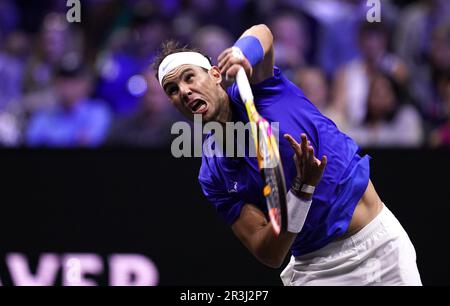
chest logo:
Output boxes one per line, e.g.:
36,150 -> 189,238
228,181 -> 238,193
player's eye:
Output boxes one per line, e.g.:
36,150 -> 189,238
167,85 -> 179,96
184,73 -> 194,83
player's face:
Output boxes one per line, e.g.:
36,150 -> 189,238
162,64 -> 225,122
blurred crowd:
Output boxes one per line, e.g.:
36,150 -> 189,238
0,0 -> 449,149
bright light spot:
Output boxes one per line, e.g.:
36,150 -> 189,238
127,74 -> 148,97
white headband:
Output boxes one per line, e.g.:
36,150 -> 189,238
157,52 -> 212,86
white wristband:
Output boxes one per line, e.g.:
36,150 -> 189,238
301,184 -> 315,194
286,191 -> 312,234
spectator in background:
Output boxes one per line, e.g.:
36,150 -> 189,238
332,21 -> 409,128
409,22 -> 450,128
95,3 -> 169,115
293,66 -> 347,131
193,25 -> 234,66
269,11 -> 312,78
105,68 -> 179,147
395,0 -> 450,82
80,0 -> 125,63
23,12 -> 83,93
171,0 -> 247,42
0,111 -> 20,147
26,61 -> 111,147
13,13 -> 85,143
292,0 -> 398,77
347,73 -> 423,148
0,30 -> 29,146
0,30 -> 29,111
429,74 -> 450,148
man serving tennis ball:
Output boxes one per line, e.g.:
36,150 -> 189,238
153,24 -> 421,285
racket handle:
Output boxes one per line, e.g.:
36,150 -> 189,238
236,67 -> 254,104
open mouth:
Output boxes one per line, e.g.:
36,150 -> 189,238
189,99 -> 208,114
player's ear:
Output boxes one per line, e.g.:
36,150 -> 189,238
209,66 -> 222,85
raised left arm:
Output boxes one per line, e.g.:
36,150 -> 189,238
218,24 -> 274,84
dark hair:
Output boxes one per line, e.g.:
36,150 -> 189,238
130,1 -> 166,29
152,40 -> 211,79
55,57 -> 90,79
364,72 -> 405,124
358,21 -> 389,40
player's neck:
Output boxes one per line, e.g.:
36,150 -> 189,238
216,94 -> 233,125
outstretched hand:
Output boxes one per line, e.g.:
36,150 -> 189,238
284,133 -> 327,187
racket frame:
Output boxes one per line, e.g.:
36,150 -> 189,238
235,68 -> 288,235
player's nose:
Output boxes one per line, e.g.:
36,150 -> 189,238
179,84 -> 192,102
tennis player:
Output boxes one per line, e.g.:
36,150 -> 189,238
154,24 -> 422,285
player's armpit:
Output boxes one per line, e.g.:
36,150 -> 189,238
231,203 -> 296,269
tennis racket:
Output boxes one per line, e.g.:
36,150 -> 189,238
235,67 -> 288,235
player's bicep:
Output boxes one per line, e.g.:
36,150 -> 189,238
231,203 -> 268,250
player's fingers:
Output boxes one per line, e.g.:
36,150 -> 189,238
319,155 -> 328,171
284,133 -> 299,148
221,60 -> 235,79
284,134 -> 301,153
293,154 -> 299,166
220,53 -> 241,74
225,57 -> 252,80
219,49 -> 243,71
300,134 -> 311,161
217,48 -> 232,63
308,145 -> 315,163
226,64 -> 245,80
300,133 -> 307,144
300,134 -> 308,157
218,53 -> 232,71
222,55 -> 245,78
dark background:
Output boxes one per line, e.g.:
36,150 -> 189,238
0,149 -> 448,286
0,0 -> 449,287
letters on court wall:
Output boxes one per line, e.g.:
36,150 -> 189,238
0,253 -> 159,286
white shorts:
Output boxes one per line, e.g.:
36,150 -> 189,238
280,204 -> 422,286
